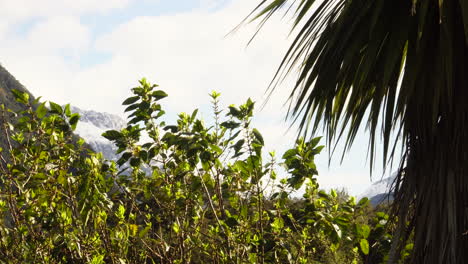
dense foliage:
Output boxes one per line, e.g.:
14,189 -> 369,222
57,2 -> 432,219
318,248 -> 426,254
0,79 -> 403,263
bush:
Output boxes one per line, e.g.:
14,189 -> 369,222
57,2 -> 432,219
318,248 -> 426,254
0,79 -> 397,263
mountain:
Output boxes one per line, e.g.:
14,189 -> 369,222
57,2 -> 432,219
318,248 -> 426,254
0,64 -> 35,112
71,107 -> 155,175
71,106 -> 126,161
0,64 -> 37,161
360,173 -> 396,206
0,64 -> 123,163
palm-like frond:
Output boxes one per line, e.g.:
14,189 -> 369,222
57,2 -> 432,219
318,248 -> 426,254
248,0 -> 468,262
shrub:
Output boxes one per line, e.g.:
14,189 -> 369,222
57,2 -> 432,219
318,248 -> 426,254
0,79 -> 397,263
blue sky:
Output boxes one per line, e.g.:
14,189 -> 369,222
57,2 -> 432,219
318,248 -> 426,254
0,0 -> 395,195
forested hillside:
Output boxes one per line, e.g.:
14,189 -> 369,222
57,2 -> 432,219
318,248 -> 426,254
0,64 -> 34,111
0,64 -> 36,163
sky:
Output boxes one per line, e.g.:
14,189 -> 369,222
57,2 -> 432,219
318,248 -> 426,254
0,0 -> 396,195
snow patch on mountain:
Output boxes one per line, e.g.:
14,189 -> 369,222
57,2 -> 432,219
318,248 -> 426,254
71,106 -> 126,161
360,173 -> 397,206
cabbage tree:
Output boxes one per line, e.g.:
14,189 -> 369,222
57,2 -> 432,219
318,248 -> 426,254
247,0 -> 468,262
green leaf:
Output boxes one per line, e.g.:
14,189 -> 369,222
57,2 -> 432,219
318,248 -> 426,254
69,113 -> 80,130
359,239 -> 369,255
117,152 -> 132,166
130,157 -> 141,167
316,190 -> 329,200
232,139 -> 245,154
49,102 -> 63,115
332,223 -> 342,239
152,90 -> 168,100
252,128 -> 264,145
163,125 -> 178,133
91,255 -> 105,264
271,217 -> 284,230
220,121 -> 241,129
64,104 -> 71,117
357,197 -> 369,207
228,106 -> 241,117
11,89 -> 29,104
356,224 -> 371,239
190,109 -> 198,122
124,103 -> 139,112
309,136 -> 322,148
172,222 -> 180,234
102,130 -> 122,141
36,103 -> 48,119
117,205 -> 125,219
226,217 -> 239,227
139,225 -> 151,238
139,150 -> 148,162
282,149 -> 297,160
33,96 -> 42,104
122,96 -> 140,105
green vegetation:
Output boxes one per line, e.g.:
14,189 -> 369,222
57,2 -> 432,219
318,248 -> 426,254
0,79 -> 406,263
247,0 -> 468,262
0,64 -> 36,160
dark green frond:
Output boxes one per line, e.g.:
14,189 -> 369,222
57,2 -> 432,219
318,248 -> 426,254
247,0 -> 468,262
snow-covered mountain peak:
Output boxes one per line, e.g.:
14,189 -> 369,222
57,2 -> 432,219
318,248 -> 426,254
360,175 -> 395,198
359,173 -> 397,206
71,106 -> 126,131
71,106 -> 126,161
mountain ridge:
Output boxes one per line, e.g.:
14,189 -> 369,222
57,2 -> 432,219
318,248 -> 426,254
71,106 -> 126,161
0,64 -> 37,161
360,173 -> 396,206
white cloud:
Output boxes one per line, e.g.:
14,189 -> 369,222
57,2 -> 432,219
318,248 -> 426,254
39,0 -> 290,117
27,16 -> 91,54
0,0 -> 378,195
198,0 -> 221,9
0,0 -> 131,23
